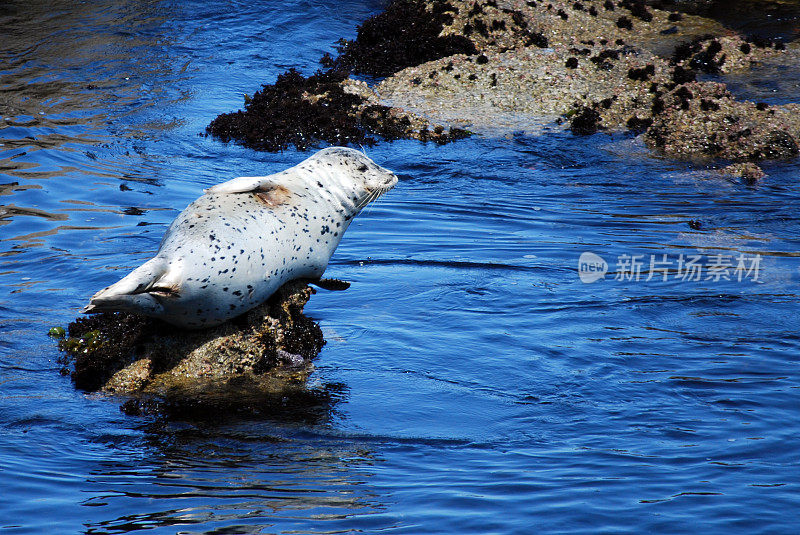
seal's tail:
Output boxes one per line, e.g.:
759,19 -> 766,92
84,258 -> 172,315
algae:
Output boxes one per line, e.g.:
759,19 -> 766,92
205,68 -> 469,152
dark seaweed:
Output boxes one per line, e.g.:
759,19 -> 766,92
626,116 -> 653,133
616,16 -> 632,30
206,68 -> 460,152
524,31 -> 549,48
570,106 -> 603,135
332,0 -> 477,77
619,0 -> 652,22
745,34 -> 785,50
628,64 -> 655,81
206,69 -> 373,151
671,65 -> 696,85
59,312 -> 161,391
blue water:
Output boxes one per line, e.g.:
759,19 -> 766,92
2,1 -> 800,533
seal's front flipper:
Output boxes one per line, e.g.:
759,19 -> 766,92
205,172 -> 285,195
307,278 -> 351,291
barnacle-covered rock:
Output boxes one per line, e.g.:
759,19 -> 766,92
57,281 -> 334,417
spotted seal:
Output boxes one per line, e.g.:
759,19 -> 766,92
84,147 -> 397,328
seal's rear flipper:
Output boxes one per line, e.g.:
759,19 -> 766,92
84,258 -> 171,315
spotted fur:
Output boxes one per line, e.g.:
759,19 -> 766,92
85,147 -> 397,328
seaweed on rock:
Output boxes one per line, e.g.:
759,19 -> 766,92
327,0 -> 477,77
206,68 -> 470,152
206,69 -> 371,152
570,106 -> 604,135
60,312 -> 160,392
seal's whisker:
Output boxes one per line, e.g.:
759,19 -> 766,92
363,191 -> 379,216
356,188 -> 380,212
356,195 -> 373,215
367,189 -> 382,211
365,188 -> 387,216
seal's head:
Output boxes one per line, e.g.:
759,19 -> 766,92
304,147 -> 398,212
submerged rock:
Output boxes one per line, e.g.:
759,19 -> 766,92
57,281 -> 331,417
720,162 -> 767,184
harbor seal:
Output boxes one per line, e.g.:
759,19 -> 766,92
84,147 -> 397,328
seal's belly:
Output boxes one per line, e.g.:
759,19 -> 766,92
156,193 -> 339,327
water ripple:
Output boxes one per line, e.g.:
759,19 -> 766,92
0,1 -> 799,534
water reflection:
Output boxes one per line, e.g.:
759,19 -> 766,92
81,419 -> 384,533
0,0 -> 187,246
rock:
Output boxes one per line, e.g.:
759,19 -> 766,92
205,68 -> 469,151
644,81 -> 800,161
376,42 -> 667,134
57,281 -> 332,416
671,34 -> 785,74
371,0 -> 800,163
205,0 -> 800,162
720,162 -> 767,183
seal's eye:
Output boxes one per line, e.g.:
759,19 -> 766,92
357,165 -> 368,172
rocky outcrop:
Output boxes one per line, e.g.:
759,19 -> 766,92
206,0 -> 800,169
57,281 -> 332,416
